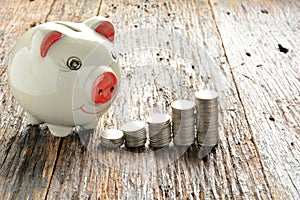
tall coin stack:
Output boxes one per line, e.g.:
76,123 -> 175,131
121,121 -> 147,148
148,114 -> 172,148
171,100 -> 196,146
101,129 -> 124,148
195,90 -> 219,146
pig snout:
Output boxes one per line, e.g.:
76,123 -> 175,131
92,71 -> 117,104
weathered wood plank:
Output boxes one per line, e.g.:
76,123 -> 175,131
210,0 -> 300,198
0,1 -> 60,199
0,0 -> 299,199
65,0 -> 273,199
41,1 -> 104,200
0,126 -> 60,200
46,0 -> 101,22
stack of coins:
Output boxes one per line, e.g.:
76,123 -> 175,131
148,114 -> 172,148
195,90 -> 219,146
121,121 -> 147,148
101,129 -> 124,148
171,100 -> 196,146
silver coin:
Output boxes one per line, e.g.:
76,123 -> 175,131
197,133 -> 219,146
148,113 -> 171,124
148,113 -> 172,148
195,90 -> 219,147
171,100 -> 196,146
121,121 -> 147,148
195,90 -> 219,100
121,121 -> 145,133
101,129 -> 124,148
171,100 -> 196,113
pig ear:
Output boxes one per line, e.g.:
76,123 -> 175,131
84,17 -> 115,42
95,21 -> 115,42
40,31 -> 62,57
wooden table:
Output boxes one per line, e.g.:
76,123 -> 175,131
0,0 -> 299,199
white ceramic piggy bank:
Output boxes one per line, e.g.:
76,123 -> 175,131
8,17 -> 121,137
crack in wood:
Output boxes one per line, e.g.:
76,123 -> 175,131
96,0 -> 103,16
44,0 -> 57,22
45,137 -> 63,200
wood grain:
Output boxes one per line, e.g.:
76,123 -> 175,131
0,1 -> 59,199
210,0 -> 300,198
0,0 -> 299,199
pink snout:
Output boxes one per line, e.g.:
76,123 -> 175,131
92,72 -> 117,104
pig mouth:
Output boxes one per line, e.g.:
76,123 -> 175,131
73,104 -> 110,115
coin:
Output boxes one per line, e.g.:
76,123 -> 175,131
148,113 -> 172,148
121,121 -> 147,148
195,90 -> 219,100
171,100 -> 196,146
195,90 -> 219,146
101,129 -> 124,148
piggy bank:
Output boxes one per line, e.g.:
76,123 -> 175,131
8,17 -> 121,137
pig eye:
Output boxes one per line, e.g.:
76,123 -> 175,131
67,56 -> 82,70
111,52 -> 117,60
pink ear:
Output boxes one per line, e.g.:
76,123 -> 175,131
95,21 -> 114,42
40,31 -> 62,57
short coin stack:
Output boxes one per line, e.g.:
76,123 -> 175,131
101,129 -> 124,148
121,121 -> 147,148
148,114 -> 172,148
195,90 -> 219,146
171,100 -> 196,146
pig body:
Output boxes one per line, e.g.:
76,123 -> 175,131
8,17 -> 121,137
